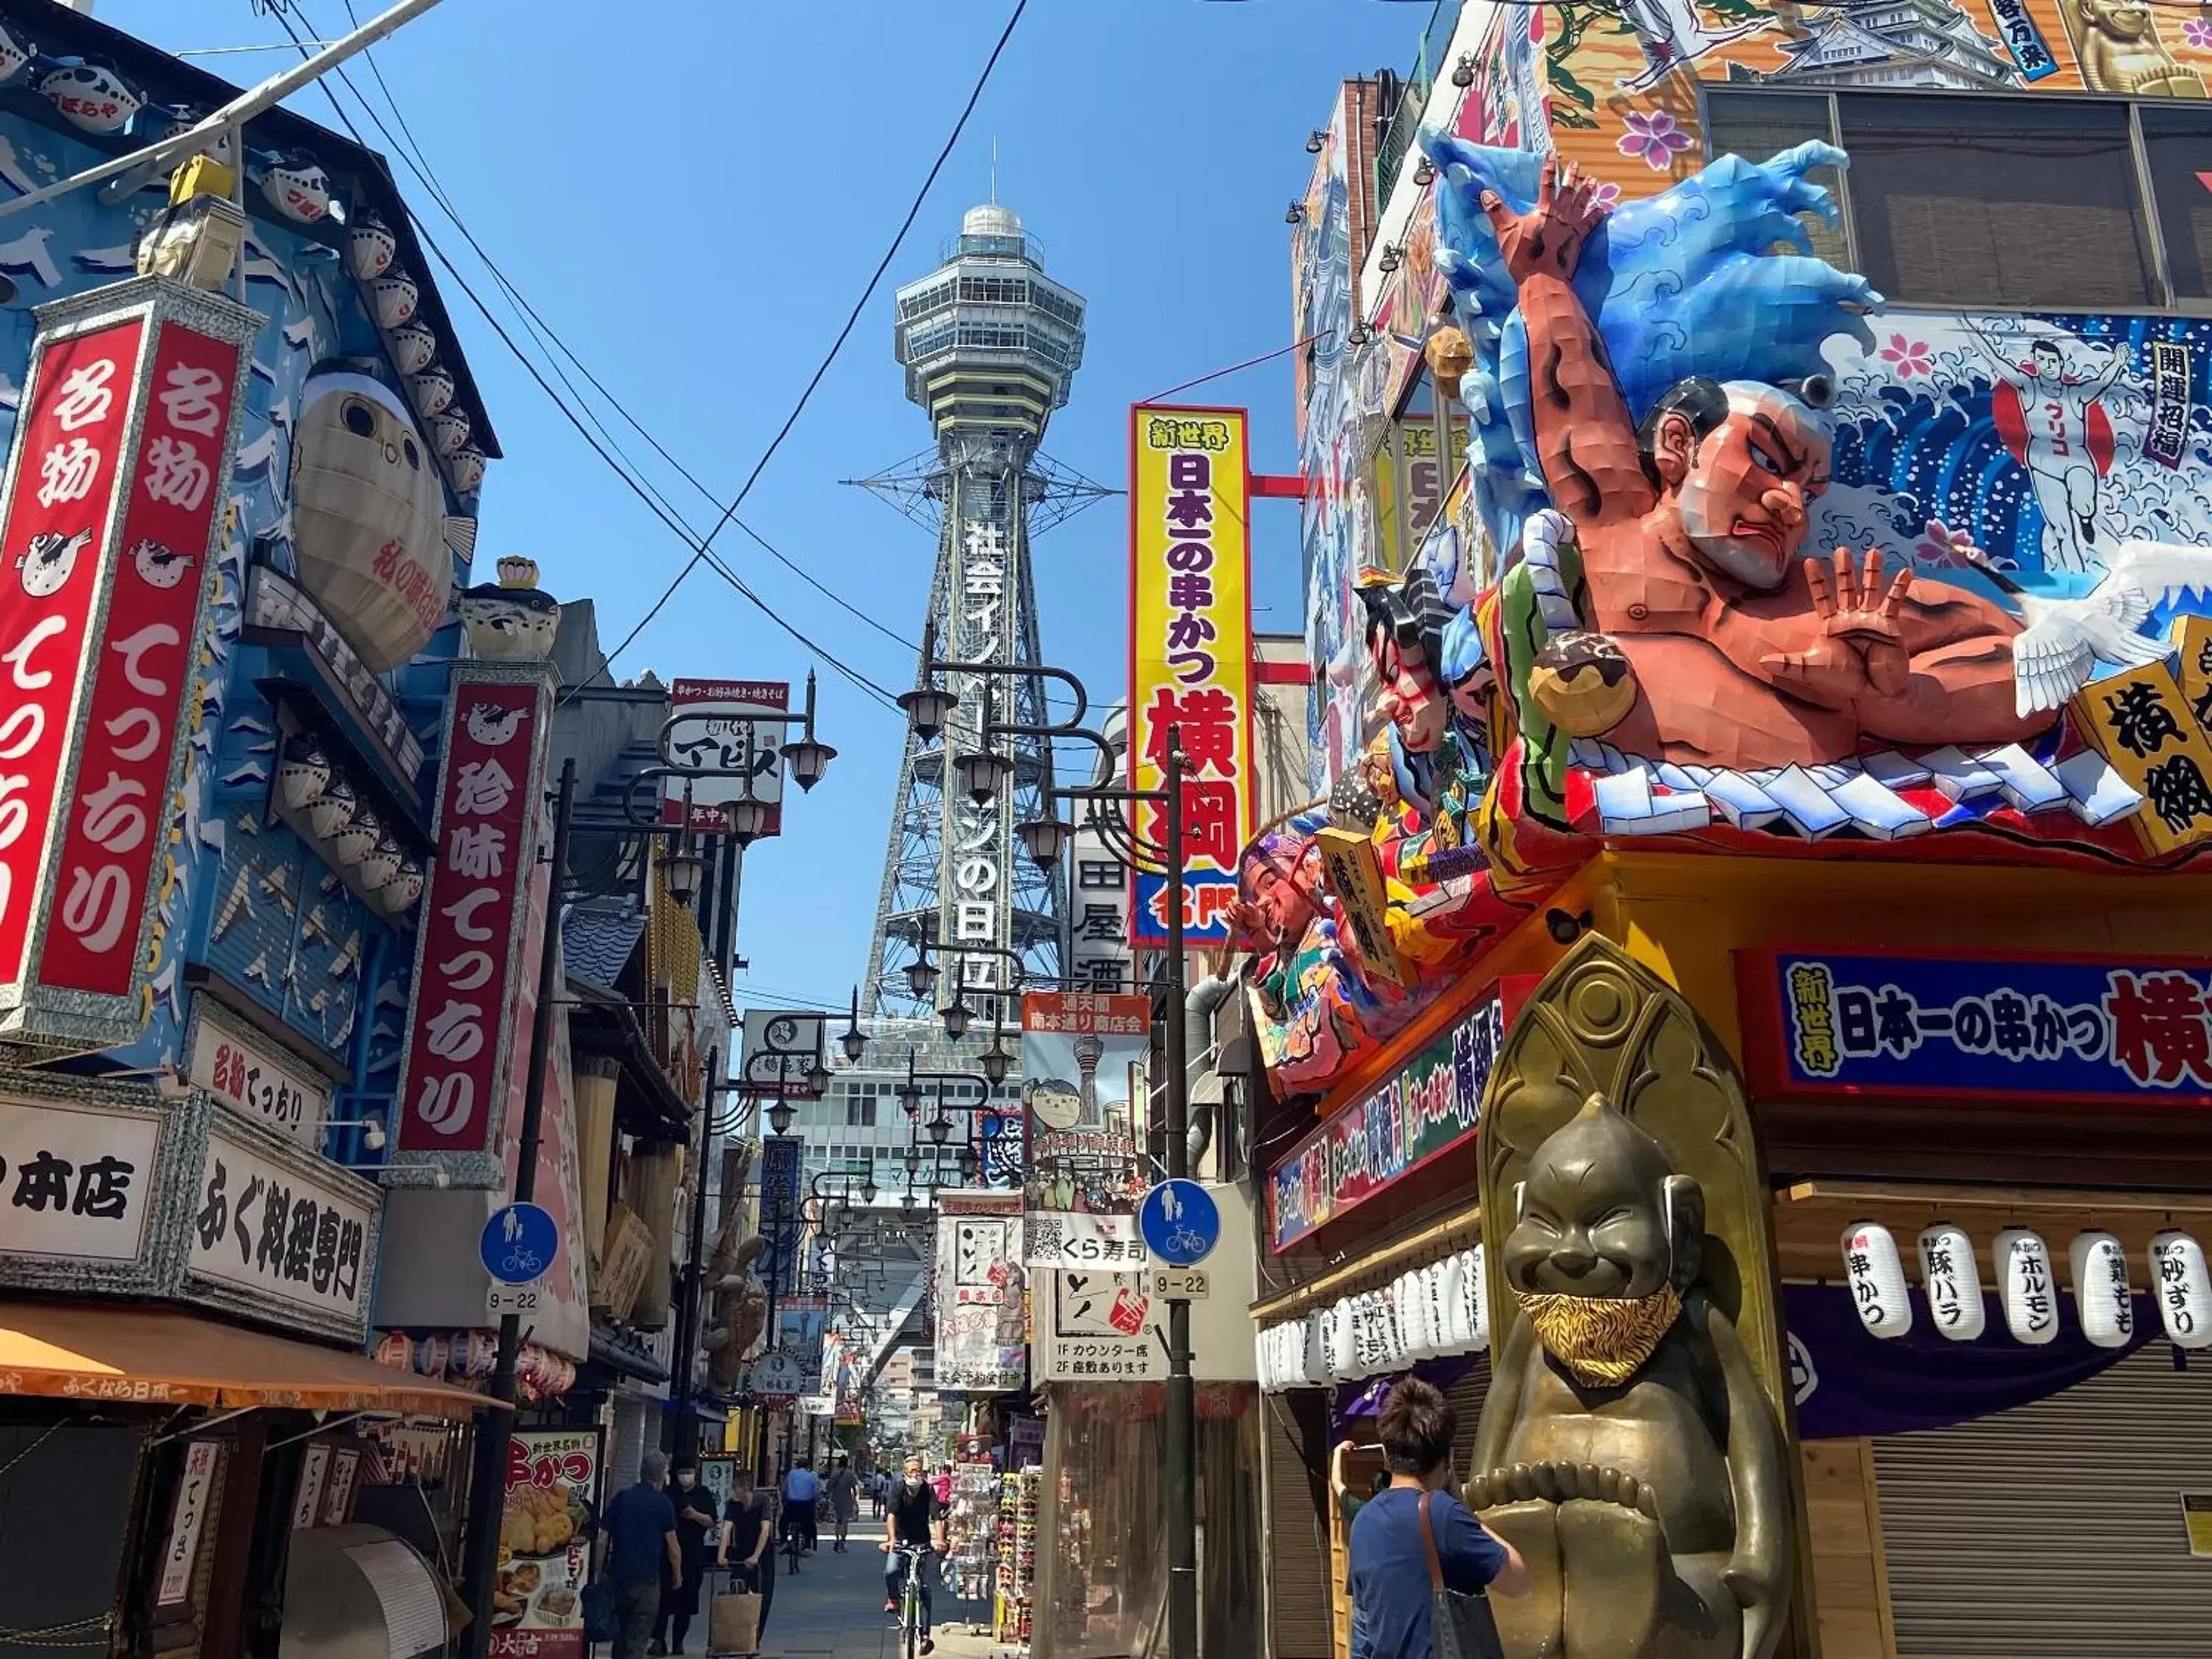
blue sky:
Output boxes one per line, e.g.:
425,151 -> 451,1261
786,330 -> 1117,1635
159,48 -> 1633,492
102,0 -> 1422,1016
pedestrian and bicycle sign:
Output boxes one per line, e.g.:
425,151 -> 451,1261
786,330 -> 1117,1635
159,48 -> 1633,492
1139,1180 -> 1220,1268
482,1202 -> 558,1284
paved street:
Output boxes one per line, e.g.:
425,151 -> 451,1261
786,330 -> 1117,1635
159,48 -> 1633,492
714,1537 -> 1006,1659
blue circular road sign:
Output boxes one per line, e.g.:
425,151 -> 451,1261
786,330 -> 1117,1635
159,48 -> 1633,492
482,1202 -> 559,1285
1140,1180 -> 1221,1268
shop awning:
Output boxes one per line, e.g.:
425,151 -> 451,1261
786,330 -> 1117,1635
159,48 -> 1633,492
0,1303 -> 496,1419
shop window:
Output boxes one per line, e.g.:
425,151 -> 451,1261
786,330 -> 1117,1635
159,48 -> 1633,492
2141,105 -> 2212,303
1700,89 -> 1852,273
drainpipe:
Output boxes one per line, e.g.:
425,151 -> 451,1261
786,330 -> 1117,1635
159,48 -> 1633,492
1183,971 -> 1236,1171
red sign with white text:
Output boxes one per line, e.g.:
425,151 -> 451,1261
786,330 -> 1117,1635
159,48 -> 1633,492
397,677 -> 547,1157
40,320 -> 240,995
0,319 -> 148,985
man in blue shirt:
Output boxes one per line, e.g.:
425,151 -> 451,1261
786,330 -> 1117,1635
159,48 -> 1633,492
1349,1378 -> 1529,1659
781,1457 -> 821,1556
603,1450 -> 681,1659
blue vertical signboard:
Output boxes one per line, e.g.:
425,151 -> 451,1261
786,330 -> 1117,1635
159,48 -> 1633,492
1742,949 -> 2212,1105
759,1137 -> 804,1291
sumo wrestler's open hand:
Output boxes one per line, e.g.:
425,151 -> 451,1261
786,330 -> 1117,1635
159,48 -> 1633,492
1480,156 -> 1607,287
1761,546 -> 1914,703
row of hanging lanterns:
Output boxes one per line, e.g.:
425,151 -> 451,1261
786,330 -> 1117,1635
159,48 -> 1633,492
1256,1247 -> 1492,1392
1841,1220 -> 2212,1349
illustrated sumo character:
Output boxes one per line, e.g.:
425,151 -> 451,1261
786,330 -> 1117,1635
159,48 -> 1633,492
1470,1093 -> 1789,1659
2063,0 -> 2206,95
1477,158 -> 2049,772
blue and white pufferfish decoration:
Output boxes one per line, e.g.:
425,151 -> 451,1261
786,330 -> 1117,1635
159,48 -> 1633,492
39,58 -> 141,134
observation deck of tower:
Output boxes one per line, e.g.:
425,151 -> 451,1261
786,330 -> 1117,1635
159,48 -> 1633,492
861,204 -> 1099,1020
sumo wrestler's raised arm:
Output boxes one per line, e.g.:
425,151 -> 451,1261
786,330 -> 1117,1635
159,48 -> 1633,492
1480,159 -> 1654,530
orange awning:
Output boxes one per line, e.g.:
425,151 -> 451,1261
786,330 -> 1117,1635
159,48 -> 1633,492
0,1302 -> 494,1419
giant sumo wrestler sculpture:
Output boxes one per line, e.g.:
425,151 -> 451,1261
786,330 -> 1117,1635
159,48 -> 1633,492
1474,156 -> 2050,772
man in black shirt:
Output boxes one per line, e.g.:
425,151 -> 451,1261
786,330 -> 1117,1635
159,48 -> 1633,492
880,1454 -> 947,1653
715,1470 -> 776,1647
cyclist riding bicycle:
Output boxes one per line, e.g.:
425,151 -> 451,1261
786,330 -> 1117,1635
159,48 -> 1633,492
780,1457 -> 821,1557
881,1454 -> 947,1655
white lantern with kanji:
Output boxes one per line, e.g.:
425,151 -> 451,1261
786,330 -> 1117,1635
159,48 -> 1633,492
1399,1270 -> 1432,1360
2068,1231 -> 2135,1349
2149,1231 -> 2212,1350
1463,1246 -> 1491,1352
1917,1221 -> 1986,1341
1841,1221 -> 1913,1338
1419,1263 -> 1451,1355
1995,1227 -> 2061,1346
1328,1297 -> 1355,1381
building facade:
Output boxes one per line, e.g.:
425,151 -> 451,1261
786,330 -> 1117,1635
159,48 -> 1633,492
1249,4 -> 2212,1658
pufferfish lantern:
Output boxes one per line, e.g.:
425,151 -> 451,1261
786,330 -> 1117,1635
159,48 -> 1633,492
38,60 -> 141,135
258,150 -> 332,225
290,368 -> 453,674
457,556 -> 560,663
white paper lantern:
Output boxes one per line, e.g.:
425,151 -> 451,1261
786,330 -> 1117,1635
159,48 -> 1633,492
1841,1221 -> 1913,1338
1304,1311 -> 1328,1384
1462,1247 -> 1491,1352
2068,1231 -> 2135,1349
1995,1228 -> 2060,1346
1916,1222 -> 1986,1341
2149,1231 -> 2212,1350
1400,1270 -> 1431,1361
1256,1328 -> 1274,1392
1419,1264 -> 1451,1356
1329,1298 -> 1355,1381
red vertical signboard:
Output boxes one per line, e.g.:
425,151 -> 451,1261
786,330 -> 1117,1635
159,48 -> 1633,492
0,279 -> 255,1048
394,669 -> 554,1181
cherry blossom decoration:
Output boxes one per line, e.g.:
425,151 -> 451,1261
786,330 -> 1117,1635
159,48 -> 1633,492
1615,109 -> 1690,172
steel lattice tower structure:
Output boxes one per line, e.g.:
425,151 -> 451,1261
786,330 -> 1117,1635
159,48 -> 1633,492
860,205 -> 1105,1018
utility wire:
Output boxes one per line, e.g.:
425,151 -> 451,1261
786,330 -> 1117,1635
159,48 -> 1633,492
269,4 -> 913,708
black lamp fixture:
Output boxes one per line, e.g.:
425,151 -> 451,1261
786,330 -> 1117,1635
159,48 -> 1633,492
1451,51 -> 1475,88
956,1145 -> 981,1184
904,953 -> 939,1001
725,795 -> 770,848
953,747 -> 1014,809
1017,814 -> 1071,867
768,1096 -> 796,1136
1305,129 -> 1326,154
1378,242 -> 1401,275
942,997 -> 971,1042
1414,157 -> 1435,186
803,1056 -> 831,1096
981,1034 -> 1010,1086
897,683 -> 958,744
1349,320 -> 1372,348
896,1055 -> 924,1116
860,1175 -> 879,1204
1285,202 -> 1305,226
839,985 -> 868,1064
927,1114 -> 952,1146
660,836 -> 706,909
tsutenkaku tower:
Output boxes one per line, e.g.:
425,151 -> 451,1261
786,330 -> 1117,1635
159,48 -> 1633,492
862,204 -> 1096,1018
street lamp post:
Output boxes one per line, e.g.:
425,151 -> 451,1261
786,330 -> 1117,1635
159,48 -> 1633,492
898,619 -> 1200,1659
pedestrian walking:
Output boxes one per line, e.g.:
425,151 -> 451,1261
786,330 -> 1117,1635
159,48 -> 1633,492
651,1465 -> 718,1655
825,1454 -> 860,1552
602,1450 -> 682,1659
715,1469 -> 776,1649
928,1462 -> 953,1508
1346,1379 -> 1529,1659
869,1470 -> 887,1521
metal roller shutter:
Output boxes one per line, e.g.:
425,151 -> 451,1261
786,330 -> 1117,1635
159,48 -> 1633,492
1873,1345 -> 2212,1658
1447,1358 -> 1494,1482
1262,1393 -> 1332,1659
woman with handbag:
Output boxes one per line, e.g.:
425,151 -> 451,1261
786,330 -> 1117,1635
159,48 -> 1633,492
1347,1378 -> 1529,1659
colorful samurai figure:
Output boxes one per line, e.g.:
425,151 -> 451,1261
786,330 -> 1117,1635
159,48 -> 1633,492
1229,807 -> 1425,1093
1358,564 -> 1495,857
1477,158 -> 2046,773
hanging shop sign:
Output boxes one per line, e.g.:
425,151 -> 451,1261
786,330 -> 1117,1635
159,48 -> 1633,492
0,278 -> 256,1049
0,1093 -> 167,1270
491,1428 -> 603,1659
185,1000 -> 333,1151
1742,949 -> 2212,1105
935,1192 -> 1026,1393
739,1009 -> 825,1099
1022,991 -> 1148,1268
1067,813 -> 1134,994
1267,985 -> 1515,1252
156,1438 -> 224,1605
759,1133 -> 804,1291
293,1444 -> 330,1529
186,1116 -> 378,1343
1128,403 -> 1254,947
662,677 -> 786,837
393,665 -> 553,1183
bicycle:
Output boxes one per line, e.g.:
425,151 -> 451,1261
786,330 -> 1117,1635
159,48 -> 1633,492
886,1544 -> 936,1658
782,1511 -> 805,1576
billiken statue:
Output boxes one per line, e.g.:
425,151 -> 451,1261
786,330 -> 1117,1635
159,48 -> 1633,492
1469,1093 -> 1790,1659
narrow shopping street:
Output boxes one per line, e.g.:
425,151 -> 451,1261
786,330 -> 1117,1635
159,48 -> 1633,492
728,1540 -> 1002,1659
